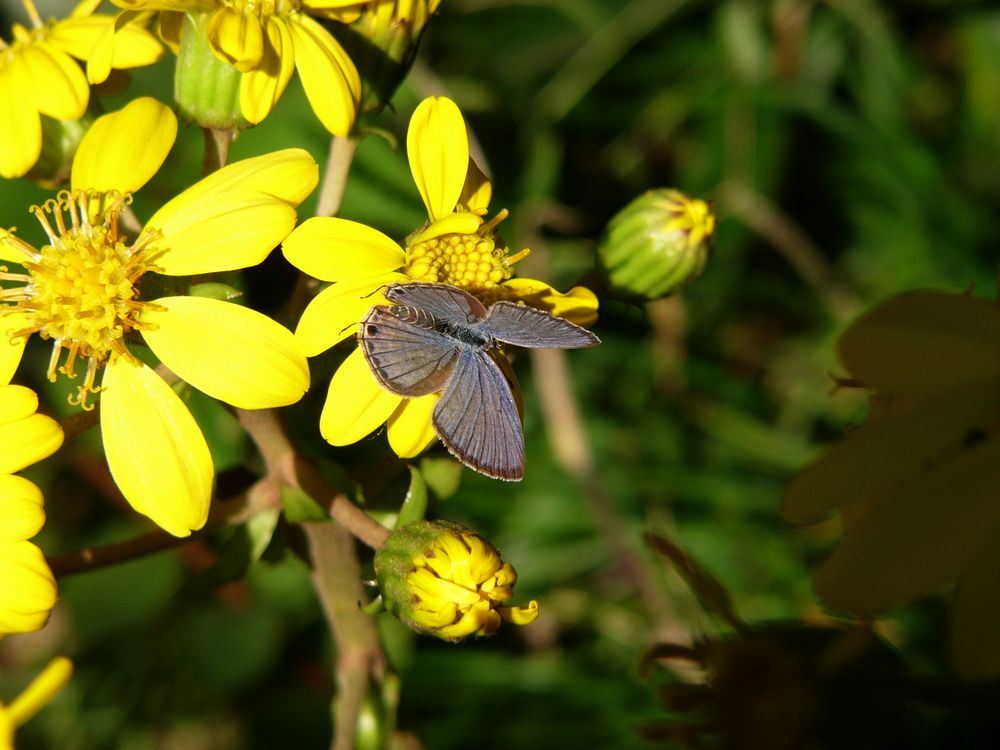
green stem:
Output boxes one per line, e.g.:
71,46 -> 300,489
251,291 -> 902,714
315,135 -> 360,218
203,127 -> 233,175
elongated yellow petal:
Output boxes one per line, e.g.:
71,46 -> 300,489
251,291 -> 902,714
283,217 -> 405,281
101,357 -> 213,537
286,14 -> 359,136
208,5 -> 265,72
838,290 -> 1000,395
295,274 -> 404,356
5,657 -> 73,729
0,385 -> 41,425
0,475 -> 45,542
240,16 -> 295,124
500,278 -> 599,326
815,438 -> 1000,614
387,395 -> 439,458
0,540 -> 56,634
783,384 -> 1000,523
0,414 -> 64,474
71,97 -> 177,193
499,601 -> 540,625
50,14 -> 163,71
320,348 -> 402,445
407,97 -> 469,222
0,312 -> 29,384
949,542 -> 1000,681
407,212 -> 483,245
113,0 -> 215,10
20,42 -> 88,120
145,192 -> 298,276
0,64 -> 42,179
459,157 -> 492,213
158,10 -> 184,53
141,296 -> 309,409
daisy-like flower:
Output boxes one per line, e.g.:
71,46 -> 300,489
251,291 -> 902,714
0,0 -> 163,179
784,290 -> 1000,680
0,97 -> 316,538
282,96 -> 598,458
110,0 -> 362,135
0,657 -> 72,748
0,384 -> 62,636
375,520 -> 538,641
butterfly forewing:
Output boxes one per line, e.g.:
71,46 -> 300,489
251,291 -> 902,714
482,301 -> 601,349
383,282 -> 488,327
359,307 -> 460,396
433,349 -> 525,481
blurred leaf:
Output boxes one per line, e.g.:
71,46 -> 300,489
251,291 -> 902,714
397,465 -> 428,527
281,485 -> 328,523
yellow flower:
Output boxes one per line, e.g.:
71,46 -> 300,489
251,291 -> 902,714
784,290 -> 1000,680
375,520 -> 538,641
0,0 -> 163,179
0,97 -> 317,538
0,657 -> 72,748
282,96 -> 598,457
111,0 -> 362,135
0,384 -> 61,636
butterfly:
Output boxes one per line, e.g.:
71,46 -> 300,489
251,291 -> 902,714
358,282 -> 600,480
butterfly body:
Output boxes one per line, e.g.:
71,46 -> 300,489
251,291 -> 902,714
359,282 -> 599,480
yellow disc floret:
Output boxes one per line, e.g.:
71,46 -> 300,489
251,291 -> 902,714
0,190 -> 161,409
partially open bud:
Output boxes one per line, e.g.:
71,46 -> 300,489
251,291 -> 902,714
374,520 -> 539,641
598,188 -> 714,300
173,12 -> 248,130
332,0 -> 442,114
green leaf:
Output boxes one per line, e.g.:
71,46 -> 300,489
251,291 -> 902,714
419,456 -> 463,500
396,466 -> 428,527
246,509 -> 281,561
281,485 -> 328,524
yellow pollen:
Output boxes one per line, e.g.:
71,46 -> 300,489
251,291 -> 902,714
0,190 -> 162,410
403,210 -> 530,293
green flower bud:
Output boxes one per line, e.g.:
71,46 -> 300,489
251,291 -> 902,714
331,1 -> 442,114
173,12 -> 248,131
374,520 -> 538,641
598,189 -> 715,300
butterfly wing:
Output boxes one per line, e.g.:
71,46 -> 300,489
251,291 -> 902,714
383,282 -> 488,326
359,306 -> 459,396
481,301 -> 601,349
433,348 -> 525,481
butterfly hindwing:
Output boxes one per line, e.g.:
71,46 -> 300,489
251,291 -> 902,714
359,307 -> 460,396
432,348 -> 525,481
481,301 -> 601,349
383,282 -> 488,327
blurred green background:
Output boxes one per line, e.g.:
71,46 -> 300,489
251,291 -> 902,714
2,0 -> 999,747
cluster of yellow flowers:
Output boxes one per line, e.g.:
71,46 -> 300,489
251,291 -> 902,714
0,0 -> 609,685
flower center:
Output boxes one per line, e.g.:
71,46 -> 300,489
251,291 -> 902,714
403,209 -> 530,293
0,191 -> 161,409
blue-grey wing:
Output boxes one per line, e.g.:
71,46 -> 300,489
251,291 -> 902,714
383,282 -> 488,326
481,301 -> 600,349
359,306 -> 459,396
433,349 -> 524,481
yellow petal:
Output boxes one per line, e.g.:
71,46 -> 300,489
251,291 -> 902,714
19,42 -> 88,120
100,357 -> 212,537
49,13 -> 163,73
295,274 -> 404,356
240,16 -> 295,124
815,437 -> 1000,614
0,540 -> 56,635
320,348 -> 402,446
500,278 -> 599,326
0,384 -> 39,424
286,14 -> 359,136
282,217 -> 405,282
838,290 -> 1000,395
783,384 -> 1000,523
387,395 -> 439,458
113,0 -> 215,9
145,191 -> 298,276
158,11 -> 184,53
407,96 -> 469,222
5,656 -> 74,729
459,157 -> 492,214
407,212 -> 483,245
141,296 -> 309,409
949,541 -> 1000,681
0,475 -> 45,542
0,412 -> 64,474
0,312 -> 30,385
208,5 -> 265,72
71,97 -> 177,193
0,64 -> 42,179
499,601 -> 540,625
